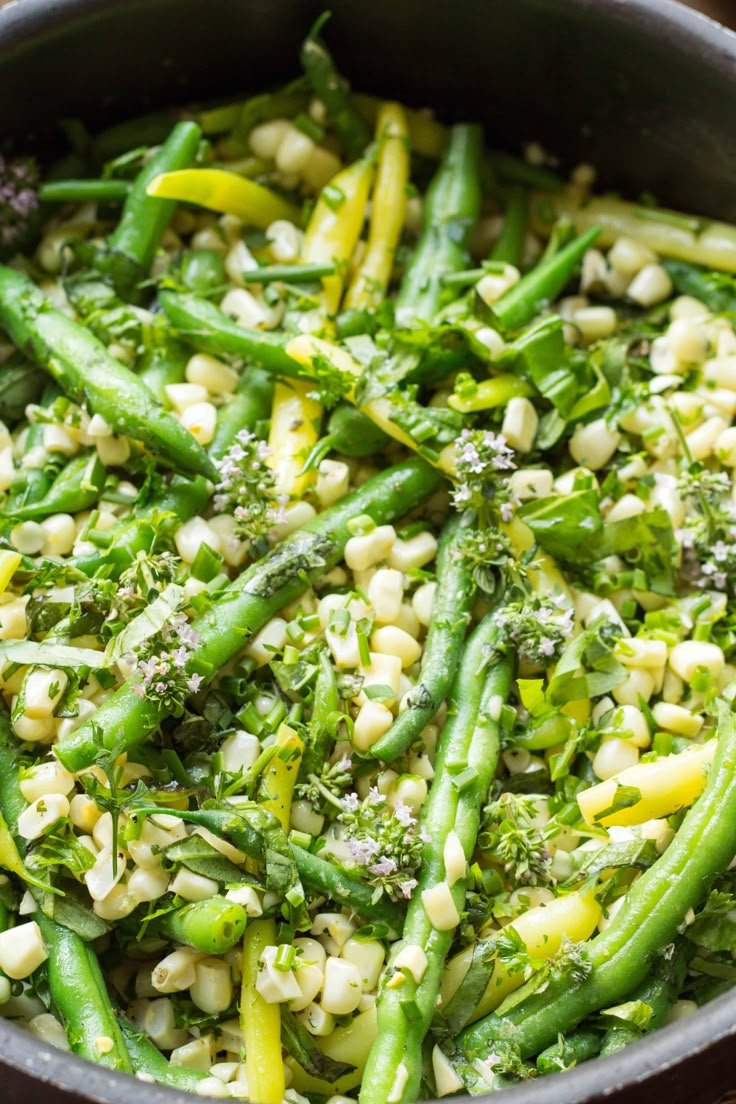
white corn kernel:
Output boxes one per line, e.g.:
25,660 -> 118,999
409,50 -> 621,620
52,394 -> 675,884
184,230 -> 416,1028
667,1000 -> 699,1024
17,794 -> 70,841
359,651 -> 402,702
302,147 -> 343,193
341,938 -> 385,992
685,415 -> 728,461
174,517 -> 223,564
422,882 -> 459,931
0,445 -> 14,494
246,617 -> 288,666
207,514 -> 247,568
220,287 -> 272,329
508,467 -> 554,500
220,730 -> 260,773
22,668 -> 68,719
704,356 -> 736,391
0,921 -> 47,979
667,318 -> 708,364
393,943 -> 428,985
612,669 -> 655,705
715,426 -> 736,467
352,700 -> 393,752
593,738 -> 639,780
165,383 -> 208,414
170,868 -> 219,902
616,637 -> 667,670
320,957 -> 363,1015
572,305 -> 617,342
224,886 -> 263,917
368,568 -> 404,624
670,295 -> 709,321
433,1044 -> 464,1097
569,419 -> 620,470
19,761 -> 74,802
605,494 -> 646,524
43,424 -> 78,457
191,958 -> 233,1014
627,264 -> 673,307
502,396 -> 538,452
95,434 -> 131,467
181,402 -> 217,446
40,513 -> 77,557
610,704 -> 650,748
310,912 -> 356,956
269,500 -> 317,541
389,774 -> 427,815
186,353 -> 237,395
316,459 -> 350,507
290,799 -> 325,837
443,830 -> 466,887
608,236 -> 656,276
69,793 -> 101,832
129,865 -> 170,903
255,945 -> 302,1003
85,846 -> 126,901
370,624 -> 421,669
276,127 -> 316,175
152,948 -> 201,994
345,525 -> 396,572
297,1001 -> 334,1037
265,219 -> 304,264
93,883 -> 139,921
669,640 -> 725,683
412,582 -> 437,627
28,1013 -> 69,1050
12,714 -> 54,744
249,119 -> 291,159
11,521 -> 45,555
140,998 -> 189,1050
476,264 -> 520,305
170,1036 -> 214,1071
224,239 -> 259,287
651,701 -> 703,737
387,532 -> 438,572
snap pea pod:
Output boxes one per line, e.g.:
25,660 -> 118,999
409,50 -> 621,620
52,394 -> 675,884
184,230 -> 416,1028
136,330 -> 190,406
64,276 -> 146,350
291,843 -> 404,933
536,1029 -> 602,1074
301,405 -> 391,473
39,179 -> 131,205
157,895 -> 247,954
0,353 -> 45,424
395,123 -> 483,324
0,265 -> 217,482
70,365 -> 273,578
490,185 -> 528,267
34,911 -> 133,1072
56,457 -> 444,771
359,619 -> 513,1104
100,120 -> 202,300
599,941 -> 692,1056
492,225 -> 602,331
158,289 -> 301,377
453,704 -> 736,1070
371,513 -> 476,762
300,24 -> 372,161
118,1013 -> 208,1091
7,451 -> 106,521
660,258 -> 736,314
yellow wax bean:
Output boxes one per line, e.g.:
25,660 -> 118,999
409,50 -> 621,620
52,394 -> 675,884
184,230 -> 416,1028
531,190 -> 736,274
440,892 -> 601,1024
268,380 -> 322,498
302,158 -> 373,314
0,551 -> 21,595
146,168 -> 301,228
577,739 -> 716,828
345,103 -> 410,310
447,375 -> 534,414
240,725 -> 304,1104
355,94 -> 447,158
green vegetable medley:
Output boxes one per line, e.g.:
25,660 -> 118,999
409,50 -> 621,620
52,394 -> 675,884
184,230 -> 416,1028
2,19 -> 736,1104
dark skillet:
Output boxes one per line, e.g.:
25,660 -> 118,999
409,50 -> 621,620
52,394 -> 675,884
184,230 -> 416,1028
0,1 -> 735,1101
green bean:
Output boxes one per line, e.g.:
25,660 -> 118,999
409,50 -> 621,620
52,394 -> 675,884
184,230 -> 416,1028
179,248 -> 227,295
0,265 -> 216,482
39,179 -> 130,205
493,225 -> 601,331
117,1013 -> 208,1091
291,844 -> 404,933
90,111 -> 181,167
199,80 -> 311,145
660,258 -> 736,314
359,618 -> 513,1104
34,912 -> 132,1071
157,895 -> 247,954
100,120 -> 201,300
242,262 -> 338,285
158,289 -> 301,376
56,457 -> 444,771
536,1029 -> 602,1074
371,513 -> 476,762
395,123 -> 483,324
0,354 -> 45,424
300,23 -> 372,161
599,941 -> 691,1056
8,451 -> 106,521
453,703 -> 736,1069
487,151 -> 565,194
490,186 -> 528,267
